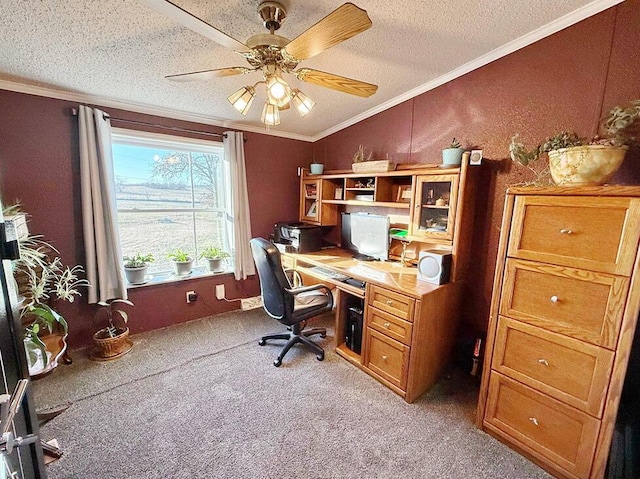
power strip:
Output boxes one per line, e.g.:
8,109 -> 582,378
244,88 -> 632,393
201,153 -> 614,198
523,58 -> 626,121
240,296 -> 263,310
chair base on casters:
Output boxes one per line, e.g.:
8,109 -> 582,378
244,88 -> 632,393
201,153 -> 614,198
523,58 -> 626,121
258,322 -> 326,367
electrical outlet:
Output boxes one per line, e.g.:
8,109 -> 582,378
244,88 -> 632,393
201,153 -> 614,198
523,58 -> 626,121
186,291 -> 197,303
241,296 -> 263,310
215,284 -> 225,300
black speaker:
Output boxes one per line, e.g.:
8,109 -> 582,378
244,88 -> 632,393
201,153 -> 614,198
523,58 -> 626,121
417,250 -> 452,285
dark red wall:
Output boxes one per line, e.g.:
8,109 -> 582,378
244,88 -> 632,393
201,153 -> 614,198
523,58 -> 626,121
0,92 -> 312,348
314,0 -> 640,332
2,0 -> 639,348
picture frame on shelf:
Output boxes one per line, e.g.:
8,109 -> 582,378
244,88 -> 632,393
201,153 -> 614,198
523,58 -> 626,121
306,201 -> 317,217
334,188 -> 343,200
396,185 -> 412,203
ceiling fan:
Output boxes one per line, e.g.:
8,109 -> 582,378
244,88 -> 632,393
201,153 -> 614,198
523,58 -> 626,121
140,0 -> 378,126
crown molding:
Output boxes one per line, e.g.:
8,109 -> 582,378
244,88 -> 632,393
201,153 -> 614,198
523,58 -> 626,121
0,79 -> 313,142
311,0 -> 624,141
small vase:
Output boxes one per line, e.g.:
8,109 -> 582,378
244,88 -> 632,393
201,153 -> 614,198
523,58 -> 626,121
442,148 -> 464,166
172,259 -> 193,276
206,258 -> 226,273
124,265 -> 148,284
309,163 -> 324,174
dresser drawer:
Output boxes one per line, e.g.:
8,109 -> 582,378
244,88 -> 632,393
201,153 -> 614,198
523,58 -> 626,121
500,258 -> 628,348
507,195 -> 640,275
493,317 -> 614,417
365,328 -> 409,389
368,285 -> 415,322
485,373 -> 600,479
367,306 -> 413,345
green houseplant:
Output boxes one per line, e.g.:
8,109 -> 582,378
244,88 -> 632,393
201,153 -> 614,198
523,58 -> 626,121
510,99 -> 640,185
123,253 -> 154,285
91,298 -> 134,361
199,246 -> 230,273
11,229 -> 90,375
167,248 -> 194,276
442,137 -> 465,166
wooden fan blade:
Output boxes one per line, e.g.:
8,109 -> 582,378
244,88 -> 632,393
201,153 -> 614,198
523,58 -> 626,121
139,0 -> 250,52
166,67 -> 252,82
284,3 -> 371,61
295,68 -> 377,98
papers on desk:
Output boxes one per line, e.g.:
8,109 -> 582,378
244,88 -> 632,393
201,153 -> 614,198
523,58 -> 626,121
352,264 -> 387,282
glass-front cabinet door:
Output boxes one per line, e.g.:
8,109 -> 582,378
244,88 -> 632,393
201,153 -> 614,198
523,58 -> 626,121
411,174 -> 459,241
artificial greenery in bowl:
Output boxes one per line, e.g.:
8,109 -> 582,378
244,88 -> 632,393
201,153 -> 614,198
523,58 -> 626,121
509,99 -> 640,185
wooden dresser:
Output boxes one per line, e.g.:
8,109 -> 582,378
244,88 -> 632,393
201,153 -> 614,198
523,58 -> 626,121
477,186 -> 640,479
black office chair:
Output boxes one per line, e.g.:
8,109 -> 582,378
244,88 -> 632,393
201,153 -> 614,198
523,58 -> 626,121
249,237 -> 333,367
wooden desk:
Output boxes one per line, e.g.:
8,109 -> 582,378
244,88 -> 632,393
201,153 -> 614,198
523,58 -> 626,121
284,248 -> 463,403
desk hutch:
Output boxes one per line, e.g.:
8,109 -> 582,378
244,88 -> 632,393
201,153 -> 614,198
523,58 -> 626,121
288,160 -> 478,402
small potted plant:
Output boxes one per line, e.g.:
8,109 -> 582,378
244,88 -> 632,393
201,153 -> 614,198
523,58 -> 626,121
309,159 -> 324,175
199,246 -> 230,273
442,137 -> 465,166
123,253 -> 154,284
91,299 -> 134,361
167,249 -> 194,276
510,98 -> 640,185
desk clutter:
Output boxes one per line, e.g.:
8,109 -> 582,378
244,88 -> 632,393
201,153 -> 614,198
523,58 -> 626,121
262,159 -> 479,402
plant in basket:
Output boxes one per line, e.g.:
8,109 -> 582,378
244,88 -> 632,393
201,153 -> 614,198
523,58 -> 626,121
91,298 -> 134,361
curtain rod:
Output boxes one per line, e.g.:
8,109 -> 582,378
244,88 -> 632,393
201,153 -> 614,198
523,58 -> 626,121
70,107 -> 243,140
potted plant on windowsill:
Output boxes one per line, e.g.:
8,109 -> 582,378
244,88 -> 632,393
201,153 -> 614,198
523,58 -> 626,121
123,253 -> 154,285
91,299 -> 134,361
199,246 -> 230,273
167,249 -> 194,276
510,99 -> 640,185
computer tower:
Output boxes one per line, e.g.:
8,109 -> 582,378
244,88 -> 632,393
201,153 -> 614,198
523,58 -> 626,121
345,302 -> 363,354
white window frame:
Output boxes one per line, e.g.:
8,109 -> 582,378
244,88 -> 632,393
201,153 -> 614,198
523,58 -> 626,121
111,128 -> 231,282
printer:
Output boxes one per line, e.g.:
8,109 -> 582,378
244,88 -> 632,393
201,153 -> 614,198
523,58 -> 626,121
271,222 -> 323,253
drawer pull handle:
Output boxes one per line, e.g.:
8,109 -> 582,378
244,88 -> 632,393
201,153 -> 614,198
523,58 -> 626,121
386,300 -> 393,305
383,322 -> 391,329
382,355 -> 388,361
550,295 -> 559,303
538,359 -> 549,366
560,229 -> 573,235
528,417 -> 539,426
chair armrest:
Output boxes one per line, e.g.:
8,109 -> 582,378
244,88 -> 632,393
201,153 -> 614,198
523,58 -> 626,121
285,283 -> 332,297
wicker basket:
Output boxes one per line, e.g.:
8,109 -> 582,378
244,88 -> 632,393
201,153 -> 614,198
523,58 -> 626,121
351,160 -> 396,173
91,327 -> 133,361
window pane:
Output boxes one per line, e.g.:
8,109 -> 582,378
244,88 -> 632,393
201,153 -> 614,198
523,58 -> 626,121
112,131 -> 230,279
118,211 -> 198,274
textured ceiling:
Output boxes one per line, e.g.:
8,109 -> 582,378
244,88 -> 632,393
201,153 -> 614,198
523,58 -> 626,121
0,0 -> 621,140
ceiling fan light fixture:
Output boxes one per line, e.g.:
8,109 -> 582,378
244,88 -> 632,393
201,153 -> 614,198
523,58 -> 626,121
291,89 -> 315,117
227,86 -> 256,115
266,74 -> 291,107
261,102 -> 280,126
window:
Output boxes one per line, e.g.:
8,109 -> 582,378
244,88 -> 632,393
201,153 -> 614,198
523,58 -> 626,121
111,129 -> 231,276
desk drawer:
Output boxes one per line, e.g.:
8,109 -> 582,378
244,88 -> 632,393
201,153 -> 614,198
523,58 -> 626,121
368,285 -> 414,322
507,195 -> 640,275
367,307 -> 413,345
500,259 -> 627,348
493,317 -> 614,417
485,373 -> 600,479
365,328 -> 409,389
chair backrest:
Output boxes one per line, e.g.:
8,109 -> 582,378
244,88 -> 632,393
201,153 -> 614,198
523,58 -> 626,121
249,238 -> 293,321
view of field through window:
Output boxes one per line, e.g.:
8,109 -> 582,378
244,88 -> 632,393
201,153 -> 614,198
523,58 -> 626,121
112,133 -> 228,275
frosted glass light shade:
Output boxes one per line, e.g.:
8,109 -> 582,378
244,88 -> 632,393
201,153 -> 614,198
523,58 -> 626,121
261,102 -> 280,126
266,75 -> 291,108
227,86 -> 255,115
291,89 -> 315,117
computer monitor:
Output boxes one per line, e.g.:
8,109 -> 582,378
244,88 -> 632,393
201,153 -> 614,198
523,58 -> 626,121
350,213 -> 390,261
